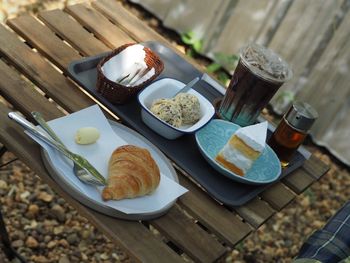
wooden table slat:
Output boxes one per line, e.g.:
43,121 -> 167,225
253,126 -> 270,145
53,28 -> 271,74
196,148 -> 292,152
178,175 -> 252,247
65,3 -> 133,49
92,0 -> 166,44
260,182 -> 296,211
302,155 -> 330,180
0,102 -> 184,263
91,0 -> 204,71
282,168 -> 316,195
151,205 -> 226,263
0,59 -> 62,121
7,15 -> 81,70
38,9 -> 110,56
0,24 -> 92,113
235,197 -> 275,229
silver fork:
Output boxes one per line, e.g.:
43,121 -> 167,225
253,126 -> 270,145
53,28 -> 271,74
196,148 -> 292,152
8,112 -> 106,186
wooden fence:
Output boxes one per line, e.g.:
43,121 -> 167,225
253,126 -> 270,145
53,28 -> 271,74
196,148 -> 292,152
131,0 -> 350,165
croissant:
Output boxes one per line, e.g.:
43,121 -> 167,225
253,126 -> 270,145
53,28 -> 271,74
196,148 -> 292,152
102,145 -> 160,201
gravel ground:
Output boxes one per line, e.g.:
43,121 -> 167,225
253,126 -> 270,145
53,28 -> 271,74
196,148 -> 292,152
1,1 -> 350,263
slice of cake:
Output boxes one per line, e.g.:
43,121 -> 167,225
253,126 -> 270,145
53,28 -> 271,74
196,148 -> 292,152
215,121 -> 268,176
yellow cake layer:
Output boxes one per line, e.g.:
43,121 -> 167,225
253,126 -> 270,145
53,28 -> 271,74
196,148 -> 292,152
229,135 -> 260,160
215,154 -> 244,176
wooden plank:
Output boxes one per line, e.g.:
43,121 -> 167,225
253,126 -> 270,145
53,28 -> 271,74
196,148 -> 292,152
0,24 -> 92,113
302,155 -> 330,180
92,0 -> 167,45
282,169 -> 316,195
269,0 -> 344,111
211,0 -> 274,55
178,175 -> 252,247
7,15 -> 80,70
0,59 -> 62,121
235,198 -> 275,229
297,11 -> 350,139
91,0 -> 204,71
65,3 -> 132,49
38,9 -> 110,56
0,103 -> 184,263
129,0 -> 180,21
150,205 -> 226,263
260,182 -> 296,211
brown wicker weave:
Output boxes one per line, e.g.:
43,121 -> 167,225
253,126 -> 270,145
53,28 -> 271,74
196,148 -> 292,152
96,43 -> 164,104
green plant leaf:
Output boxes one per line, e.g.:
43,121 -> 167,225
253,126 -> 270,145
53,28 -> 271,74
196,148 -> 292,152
181,31 -> 196,45
217,71 -> 230,85
186,48 -> 195,58
206,62 -> 222,73
214,52 -> 239,71
193,40 -> 203,53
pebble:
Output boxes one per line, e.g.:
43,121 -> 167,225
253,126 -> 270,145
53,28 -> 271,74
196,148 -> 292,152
81,253 -> 88,260
38,191 -> 53,202
58,239 -> 69,248
58,256 -> 70,263
47,240 -> 57,249
13,230 -> 25,240
100,253 -> 110,260
51,204 -> 66,222
67,233 -> 79,245
78,240 -> 88,251
53,225 -> 65,235
81,229 -> 92,239
44,235 -> 52,243
31,255 -> 48,263
0,179 -> 8,189
26,236 -> 39,248
20,190 -> 30,202
12,240 -> 24,248
28,204 -> 40,216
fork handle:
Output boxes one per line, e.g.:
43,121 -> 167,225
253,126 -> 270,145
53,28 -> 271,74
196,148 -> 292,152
31,111 -> 65,147
8,112 -> 73,159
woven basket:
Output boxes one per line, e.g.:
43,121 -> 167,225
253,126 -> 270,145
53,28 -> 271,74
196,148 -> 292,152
96,43 -> 164,104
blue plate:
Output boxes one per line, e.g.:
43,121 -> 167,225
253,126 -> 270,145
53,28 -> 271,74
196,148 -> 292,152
195,119 -> 281,185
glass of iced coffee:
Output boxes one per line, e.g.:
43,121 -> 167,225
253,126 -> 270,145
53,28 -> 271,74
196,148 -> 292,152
218,43 -> 292,126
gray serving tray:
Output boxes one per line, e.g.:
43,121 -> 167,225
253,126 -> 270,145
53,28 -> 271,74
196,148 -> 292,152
67,41 -> 307,207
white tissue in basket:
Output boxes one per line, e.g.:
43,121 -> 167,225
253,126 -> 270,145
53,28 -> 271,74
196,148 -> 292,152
101,44 -> 155,87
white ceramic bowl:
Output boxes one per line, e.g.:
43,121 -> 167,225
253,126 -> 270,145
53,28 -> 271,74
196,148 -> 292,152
138,78 -> 215,139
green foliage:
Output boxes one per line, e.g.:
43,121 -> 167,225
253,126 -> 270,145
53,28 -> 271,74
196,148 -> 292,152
206,62 -> 222,73
216,71 -> 231,86
181,31 -> 203,56
212,52 -> 239,72
180,31 -> 238,86
206,53 -> 238,86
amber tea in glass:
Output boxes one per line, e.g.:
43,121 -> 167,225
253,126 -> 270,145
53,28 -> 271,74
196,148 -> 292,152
268,102 -> 318,167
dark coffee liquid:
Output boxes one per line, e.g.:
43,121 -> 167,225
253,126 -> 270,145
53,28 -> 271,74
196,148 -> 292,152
219,59 -> 282,126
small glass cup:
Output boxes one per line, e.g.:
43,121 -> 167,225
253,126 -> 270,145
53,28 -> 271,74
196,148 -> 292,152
268,102 -> 318,167
218,43 -> 292,126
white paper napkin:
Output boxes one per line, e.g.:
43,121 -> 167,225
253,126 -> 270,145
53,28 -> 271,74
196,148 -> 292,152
26,105 -> 188,214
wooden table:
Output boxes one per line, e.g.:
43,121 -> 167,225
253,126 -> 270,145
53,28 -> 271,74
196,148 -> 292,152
0,1 -> 329,262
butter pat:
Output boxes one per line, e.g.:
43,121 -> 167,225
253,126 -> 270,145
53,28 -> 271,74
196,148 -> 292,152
75,127 -> 100,145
